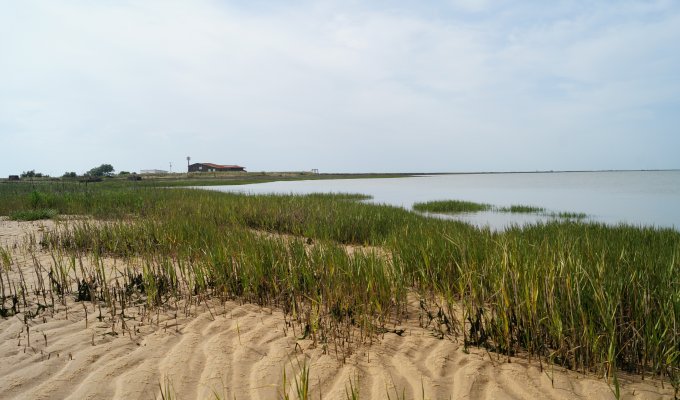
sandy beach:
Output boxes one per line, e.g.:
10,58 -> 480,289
0,219 -> 674,399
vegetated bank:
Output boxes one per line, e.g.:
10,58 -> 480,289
414,199 -> 588,219
0,179 -> 678,395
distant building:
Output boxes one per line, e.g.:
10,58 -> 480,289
8,175 -> 20,181
140,169 -> 168,174
188,163 -> 246,172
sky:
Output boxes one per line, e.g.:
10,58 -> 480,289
1,0 -> 679,176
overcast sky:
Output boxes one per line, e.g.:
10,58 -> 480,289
1,0 -> 679,176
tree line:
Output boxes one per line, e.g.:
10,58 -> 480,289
18,164 -> 121,179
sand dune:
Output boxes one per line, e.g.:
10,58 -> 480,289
0,219 -> 674,399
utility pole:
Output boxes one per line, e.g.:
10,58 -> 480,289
169,162 -> 173,173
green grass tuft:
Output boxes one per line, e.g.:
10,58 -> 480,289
10,208 -> 57,221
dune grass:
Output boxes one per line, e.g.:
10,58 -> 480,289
1,181 -> 678,395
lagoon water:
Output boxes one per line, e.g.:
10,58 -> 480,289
204,171 -> 680,231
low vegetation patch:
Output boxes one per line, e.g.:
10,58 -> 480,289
497,204 -> 546,213
9,208 -> 57,221
412,199 -> 492,213
414,199 -> 588,221
553,211 -> 588,219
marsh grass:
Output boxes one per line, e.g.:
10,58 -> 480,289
497,204 -> 546,213
413,200 -> 492,214
280,358 -> 311,400
1,181 -> 678,396
553,211 -> 588,220
414,199 -> 590,224
10,208 -> 58,221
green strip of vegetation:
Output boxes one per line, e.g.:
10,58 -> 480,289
497,204 -> 546,213
412,200 -> 493,214
1,180 -> 678,393
414,199 -> 587,220
1,171 -> 416,188
553,211 -> 588,219
9,208 -> 57,221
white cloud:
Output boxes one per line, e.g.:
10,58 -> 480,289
448,0 -> 493,13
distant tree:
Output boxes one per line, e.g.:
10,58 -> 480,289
87,164 -> 115,177
118,171 -> 130,175
20,170 -> 49,178
62,172 -> 77,178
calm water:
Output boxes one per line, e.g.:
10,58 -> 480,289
202,171 -> 680,231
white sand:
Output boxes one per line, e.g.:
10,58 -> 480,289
0,219 -> 674,399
